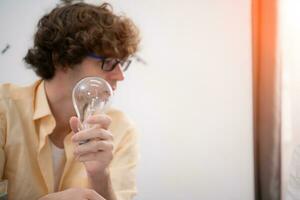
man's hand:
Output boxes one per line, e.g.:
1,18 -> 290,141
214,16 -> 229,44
39,188 -> 105,200
69,115 -> 117,200
70,114 -> 114,176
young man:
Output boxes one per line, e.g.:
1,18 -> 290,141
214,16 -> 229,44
0,2 -> 140,200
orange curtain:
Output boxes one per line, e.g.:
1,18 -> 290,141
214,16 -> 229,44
252,0 -> 281,199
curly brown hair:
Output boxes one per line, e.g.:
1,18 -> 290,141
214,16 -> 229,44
24,2 -> 140,80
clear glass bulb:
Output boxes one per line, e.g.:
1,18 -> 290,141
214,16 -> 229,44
72,77 -> 113,133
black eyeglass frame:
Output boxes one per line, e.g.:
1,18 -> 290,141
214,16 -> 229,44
88,53 -> 132,72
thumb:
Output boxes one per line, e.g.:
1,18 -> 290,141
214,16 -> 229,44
69,116 -> 80,133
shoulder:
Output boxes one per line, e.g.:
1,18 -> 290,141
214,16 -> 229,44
0,81 -> 40,101
0,80 -> 41,112
106,107 -> 138,142
106,107 -> 135,129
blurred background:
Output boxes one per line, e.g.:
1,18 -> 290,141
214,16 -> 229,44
0,0 -> 255,200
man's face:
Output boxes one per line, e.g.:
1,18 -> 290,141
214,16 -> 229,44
67,56 -> 125,92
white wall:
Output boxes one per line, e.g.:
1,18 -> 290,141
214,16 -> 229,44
0,0 -> 254,200
280,0 -> 300,198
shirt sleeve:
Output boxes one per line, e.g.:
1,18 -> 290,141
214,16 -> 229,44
286,145 -> 300,200
110,126 -> 139,200
0,113 -> 6,180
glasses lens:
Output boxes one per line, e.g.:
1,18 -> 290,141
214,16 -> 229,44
121,60 -> 131,72
102,59 -> 116,71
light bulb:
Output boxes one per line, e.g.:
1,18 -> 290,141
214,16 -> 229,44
72,77 -> 113,143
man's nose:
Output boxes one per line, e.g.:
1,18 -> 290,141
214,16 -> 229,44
111,64 -> 125,81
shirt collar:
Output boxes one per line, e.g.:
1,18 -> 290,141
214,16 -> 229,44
33,80 -> 53,120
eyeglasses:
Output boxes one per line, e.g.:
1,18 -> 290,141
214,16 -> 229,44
88,53 -> 132,72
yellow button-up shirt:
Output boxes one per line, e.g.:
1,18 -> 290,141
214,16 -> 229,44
0,80 -> 138,200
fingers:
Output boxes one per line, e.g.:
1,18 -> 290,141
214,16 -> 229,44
53,188 -> 105,200
70,114 -> 113,166
86,114 -> 112,130
86,189 -> 106,200
72,127 -> 113,143
74,139 -> 114,157
69,114 -> 111,133
77,151 -> 113,162
69,116 -> 80,133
